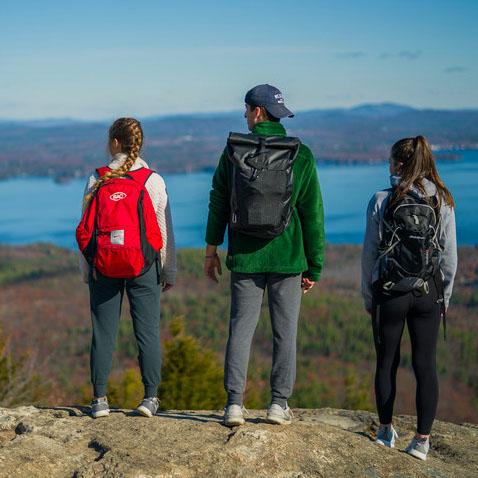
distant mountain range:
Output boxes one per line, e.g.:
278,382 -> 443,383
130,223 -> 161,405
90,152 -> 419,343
1,103 -> 477,181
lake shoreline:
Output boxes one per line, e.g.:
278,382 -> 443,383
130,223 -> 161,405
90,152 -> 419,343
0,148 -> 475,183
1,151 -> 477,247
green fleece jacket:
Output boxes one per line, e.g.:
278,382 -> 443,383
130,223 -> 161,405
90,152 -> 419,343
205,121 -> 325,281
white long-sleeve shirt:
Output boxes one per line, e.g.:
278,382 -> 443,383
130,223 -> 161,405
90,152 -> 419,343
79,153 -> 177,284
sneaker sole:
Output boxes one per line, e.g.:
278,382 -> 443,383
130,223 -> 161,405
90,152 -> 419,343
92,410 -> 110,419
406,448 -> 427,461
137,406 -> 155,418
224,417 -> 245,427
375,439 -> 394,448
265,416 -> 292,425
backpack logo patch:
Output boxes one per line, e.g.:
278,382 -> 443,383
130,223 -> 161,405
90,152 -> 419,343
110,192 -> 127,201
110,230 -> 124,245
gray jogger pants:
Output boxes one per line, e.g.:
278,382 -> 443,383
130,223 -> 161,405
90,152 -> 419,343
88,263 -> 161,398
224,272 -> 302,407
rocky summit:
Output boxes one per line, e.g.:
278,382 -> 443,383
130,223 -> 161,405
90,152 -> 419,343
0,406 -> 476,478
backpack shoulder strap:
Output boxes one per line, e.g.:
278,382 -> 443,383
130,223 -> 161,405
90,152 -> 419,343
378,188 -> 396,241
382,188 -> 395,218
430,194 -> 440,214
96,166 -> 111,178
126,167 -> 155,186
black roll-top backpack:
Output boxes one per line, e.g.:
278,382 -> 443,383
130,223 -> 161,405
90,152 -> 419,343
226,132 -> 301,239
377,189 -> 443,295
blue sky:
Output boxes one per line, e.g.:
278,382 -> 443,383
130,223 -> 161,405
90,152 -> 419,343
1,0 -> 477,119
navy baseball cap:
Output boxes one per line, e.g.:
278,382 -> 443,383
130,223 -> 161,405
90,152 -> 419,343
244,84 -> 294,119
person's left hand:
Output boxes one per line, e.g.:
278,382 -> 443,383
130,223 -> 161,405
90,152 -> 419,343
301,277 -> 315,294
162,283 -> 173,292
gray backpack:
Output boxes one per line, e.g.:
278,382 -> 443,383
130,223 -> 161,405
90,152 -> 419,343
227,132 -> 301,239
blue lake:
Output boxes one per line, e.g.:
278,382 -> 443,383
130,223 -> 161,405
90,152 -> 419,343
1,150 -> 477,248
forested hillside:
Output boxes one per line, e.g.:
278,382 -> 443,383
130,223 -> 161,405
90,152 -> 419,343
0,244 -> 477,423
1,104 -> 478,180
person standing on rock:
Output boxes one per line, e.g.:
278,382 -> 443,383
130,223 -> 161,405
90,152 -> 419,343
362,135 -> 457,460
77,117 -> 176,419
204,85 -> 325,426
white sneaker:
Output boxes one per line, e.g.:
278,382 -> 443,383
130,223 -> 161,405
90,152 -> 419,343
405,436 -> 430,461
266,403 -> 293,425
375,424 -> 399,447
136,397 -> 160,418
91,397 -> 110,419
223,404 -> 246,427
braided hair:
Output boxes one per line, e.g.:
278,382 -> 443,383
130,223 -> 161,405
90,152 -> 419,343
83,117 -> 144,207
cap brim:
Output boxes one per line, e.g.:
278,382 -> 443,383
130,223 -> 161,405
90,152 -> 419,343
265,104 -> 294,119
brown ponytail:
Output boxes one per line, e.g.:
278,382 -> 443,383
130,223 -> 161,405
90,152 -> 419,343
83,117 -> 144,207
390,135 -> 455,209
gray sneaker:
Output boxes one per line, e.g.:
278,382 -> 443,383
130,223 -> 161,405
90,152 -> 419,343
405,436 -> 430,461
266,403 -> 293,425
137,397 -> 160,417
375,424 -> 399,447
223,404 -> 247,427
91,397 -> 110,419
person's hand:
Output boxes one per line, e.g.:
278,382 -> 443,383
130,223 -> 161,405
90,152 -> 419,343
162,283 -> 173,292
205,253 -> 222,283
301,277 -> 315,294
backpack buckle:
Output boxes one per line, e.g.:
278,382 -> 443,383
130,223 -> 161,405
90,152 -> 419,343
383,281 -> 394,291
423,281 -> 430,294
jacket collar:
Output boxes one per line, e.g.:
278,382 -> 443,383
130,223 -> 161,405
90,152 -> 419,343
108,153 -> 149,171
390,175 -> 438,197
252,121 -> 287,137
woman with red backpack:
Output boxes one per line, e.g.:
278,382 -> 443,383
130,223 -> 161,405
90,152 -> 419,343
362,136 -> 457,460
77,117 -> 176,418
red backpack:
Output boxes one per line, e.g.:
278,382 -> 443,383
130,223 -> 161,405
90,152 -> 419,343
76,167 -> 163,279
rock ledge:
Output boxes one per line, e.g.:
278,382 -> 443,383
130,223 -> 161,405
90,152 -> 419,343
0,407 -> 476,477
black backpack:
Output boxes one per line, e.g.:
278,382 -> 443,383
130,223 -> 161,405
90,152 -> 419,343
377,189 -> 443,294
226,132 -> 301,239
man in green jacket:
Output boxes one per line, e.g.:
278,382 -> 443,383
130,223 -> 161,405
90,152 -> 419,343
205,84 -> 325,426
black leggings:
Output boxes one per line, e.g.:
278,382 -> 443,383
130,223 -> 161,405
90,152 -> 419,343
372,280 -> 442,435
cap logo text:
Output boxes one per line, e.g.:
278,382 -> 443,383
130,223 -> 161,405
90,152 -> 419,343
274,93 -> 284,104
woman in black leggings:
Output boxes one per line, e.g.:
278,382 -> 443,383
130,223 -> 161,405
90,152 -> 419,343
361,136 -> 457,460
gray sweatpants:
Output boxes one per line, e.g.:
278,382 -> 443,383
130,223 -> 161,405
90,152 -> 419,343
224,272 -> 302,407
89,263 -> 161,398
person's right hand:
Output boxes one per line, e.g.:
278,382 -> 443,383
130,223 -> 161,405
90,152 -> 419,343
204,253 -> 222,283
